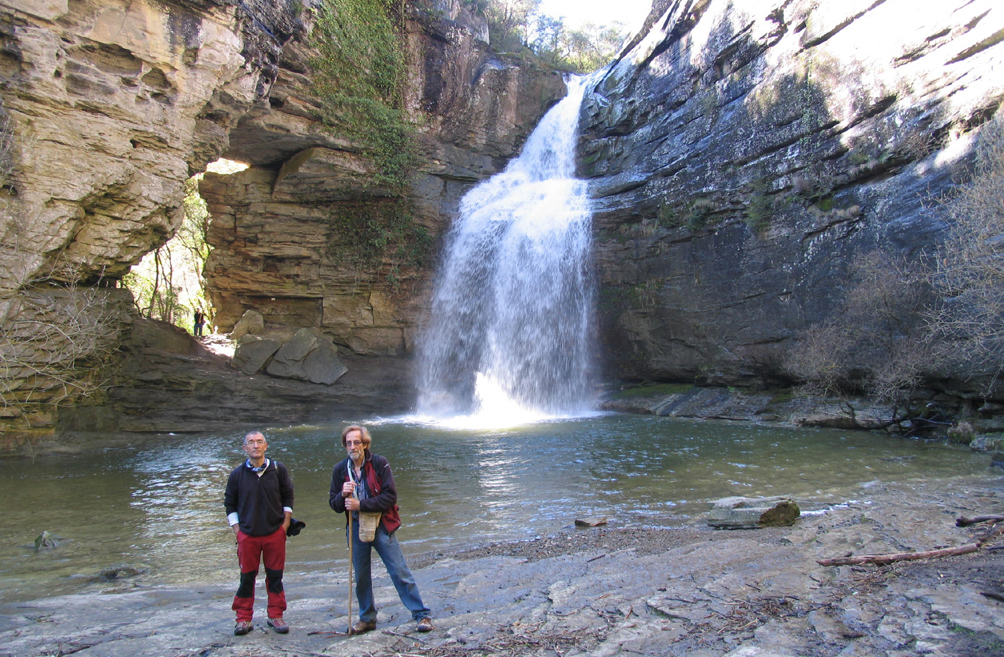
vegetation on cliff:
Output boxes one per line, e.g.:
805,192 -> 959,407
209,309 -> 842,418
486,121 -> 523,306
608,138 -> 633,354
0,107 -> 124,436
309,0 -> 432,280
930,114 -> 1004,375
123,176 -> 212,331
466,0 -> 631,73
311,0 -> 413,191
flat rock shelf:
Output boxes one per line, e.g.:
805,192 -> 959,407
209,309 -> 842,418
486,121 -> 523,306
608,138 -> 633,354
2,474 -> 1002,656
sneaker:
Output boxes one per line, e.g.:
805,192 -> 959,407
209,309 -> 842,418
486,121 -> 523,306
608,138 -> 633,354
234,620 -> 253,636
267,617 -> 289,634
352,620 -> 377,634
417,617 -> 434,632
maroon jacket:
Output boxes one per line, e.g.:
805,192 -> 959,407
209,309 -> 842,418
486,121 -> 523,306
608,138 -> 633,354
329,451 -> 402,534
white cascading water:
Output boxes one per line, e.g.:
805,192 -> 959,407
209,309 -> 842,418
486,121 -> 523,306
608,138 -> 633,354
417,76 -> 595,424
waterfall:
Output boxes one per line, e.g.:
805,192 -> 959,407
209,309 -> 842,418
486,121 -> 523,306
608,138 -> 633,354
417,76 -> 595,423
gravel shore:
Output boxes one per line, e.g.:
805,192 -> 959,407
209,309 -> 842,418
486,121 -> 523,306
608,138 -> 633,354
2,474 -> 1002,656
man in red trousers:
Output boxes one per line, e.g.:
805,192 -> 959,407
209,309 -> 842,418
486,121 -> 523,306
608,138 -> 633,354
224,430 -> 294,635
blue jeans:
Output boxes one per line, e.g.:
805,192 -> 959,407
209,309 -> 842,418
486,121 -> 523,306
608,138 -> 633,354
348,519 -> 430,623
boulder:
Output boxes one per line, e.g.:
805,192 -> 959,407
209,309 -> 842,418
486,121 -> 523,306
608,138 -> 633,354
95,565 -> 147,581
266,328 -> 348,385
232,310 -> 265,342
266,329 -> 320,379
574,516 -> 609,528
231,335 -> 281,375
708,496 -> 800,529
301,340 -> 348,385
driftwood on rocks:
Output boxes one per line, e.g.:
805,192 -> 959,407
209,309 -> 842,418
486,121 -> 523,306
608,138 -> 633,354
819,514 -> 1004,566
817,543 -> 980,566
956,514 -> 1004,527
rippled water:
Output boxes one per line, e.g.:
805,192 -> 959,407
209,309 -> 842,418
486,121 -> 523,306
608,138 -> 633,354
0,414 -> 990,602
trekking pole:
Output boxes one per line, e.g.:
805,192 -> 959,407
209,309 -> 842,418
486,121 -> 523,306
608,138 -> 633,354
346,509 -> 354,634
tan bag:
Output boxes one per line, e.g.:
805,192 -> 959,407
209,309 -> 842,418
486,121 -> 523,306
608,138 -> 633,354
358,511 -> 382,542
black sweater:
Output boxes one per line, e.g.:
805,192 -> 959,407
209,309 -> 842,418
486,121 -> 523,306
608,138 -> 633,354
224,459 -> 294,536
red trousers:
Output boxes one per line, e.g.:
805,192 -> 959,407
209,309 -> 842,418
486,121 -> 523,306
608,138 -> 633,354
232,527 -> 287,621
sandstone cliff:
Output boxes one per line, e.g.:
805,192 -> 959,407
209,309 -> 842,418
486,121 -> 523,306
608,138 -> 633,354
580,0 -> 1004,391
0,0 -> 295,286
0,0 -> 287,439
200,1 -> 565,358
0,0 -> 565,440
5,0 -> 1004,444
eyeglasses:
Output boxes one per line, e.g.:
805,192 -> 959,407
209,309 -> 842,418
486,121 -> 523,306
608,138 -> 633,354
345,440 -> 363,446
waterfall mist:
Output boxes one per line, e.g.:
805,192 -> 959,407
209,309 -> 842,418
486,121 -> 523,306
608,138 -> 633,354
417,77 -> 596,424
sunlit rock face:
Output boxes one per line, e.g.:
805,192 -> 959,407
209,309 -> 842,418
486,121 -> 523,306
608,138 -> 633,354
0,0 -> 299,286
201,4 -> 566,356
580,0 -> 1004,386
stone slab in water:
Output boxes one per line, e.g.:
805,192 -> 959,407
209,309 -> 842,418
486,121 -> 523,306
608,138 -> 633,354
707,496 -> 800,529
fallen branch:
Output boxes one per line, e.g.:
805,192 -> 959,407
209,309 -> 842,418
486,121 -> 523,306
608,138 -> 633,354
957,514 -> 1004,527
817,543 -> 979,566
306,629 -> 349,637
978,522 -> 1004,546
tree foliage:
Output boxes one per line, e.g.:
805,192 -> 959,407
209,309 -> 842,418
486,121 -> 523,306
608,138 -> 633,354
929,112 -> 1004,381
463,0 -> 632,73
123,176 -> 211,331
784,251 -> 932,429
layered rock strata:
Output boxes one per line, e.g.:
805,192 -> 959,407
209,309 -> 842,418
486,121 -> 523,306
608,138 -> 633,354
581,0 -> 1004,388
0,0 -> 304,436
56,316 -> 413,435
0,0 -> 565,438
0,0 -> 300,285
201,2 -> 566,357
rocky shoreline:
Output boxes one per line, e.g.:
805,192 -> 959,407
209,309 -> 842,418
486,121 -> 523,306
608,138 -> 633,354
2,473 -> 1002,656
598,384 -> 1004,454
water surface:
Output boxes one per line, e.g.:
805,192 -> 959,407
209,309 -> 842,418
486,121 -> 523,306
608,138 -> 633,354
0,414 -> 988,602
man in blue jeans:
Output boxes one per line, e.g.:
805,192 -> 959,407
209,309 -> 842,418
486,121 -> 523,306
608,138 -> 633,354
329,425 -> 434,634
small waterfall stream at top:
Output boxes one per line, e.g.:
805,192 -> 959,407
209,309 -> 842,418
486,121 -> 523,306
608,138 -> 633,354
417,76 -> 595,425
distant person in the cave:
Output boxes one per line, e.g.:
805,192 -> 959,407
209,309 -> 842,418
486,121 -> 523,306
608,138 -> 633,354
193,310 -> 205,336
329,425 -> 434,634
225,430 -> 294,636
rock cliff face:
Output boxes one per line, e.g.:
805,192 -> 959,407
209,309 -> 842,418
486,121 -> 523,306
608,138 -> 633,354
200,2 -> 565,357
0,0 -> 295,439
580,0 -> 1004,387
0,0 -> 565,440
5,0 -> 1003,443
0,0 -> 298,286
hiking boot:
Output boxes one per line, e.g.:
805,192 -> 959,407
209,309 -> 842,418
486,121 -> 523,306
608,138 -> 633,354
417,617 -> 434,632
234,620 -> 253,636
352,620 -> 377,634
267,617 -> 289,634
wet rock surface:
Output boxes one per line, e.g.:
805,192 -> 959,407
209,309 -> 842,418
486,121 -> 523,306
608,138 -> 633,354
2,474 -> 1002,656
581,0 -> 1004,389
49,318 -> 414,440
